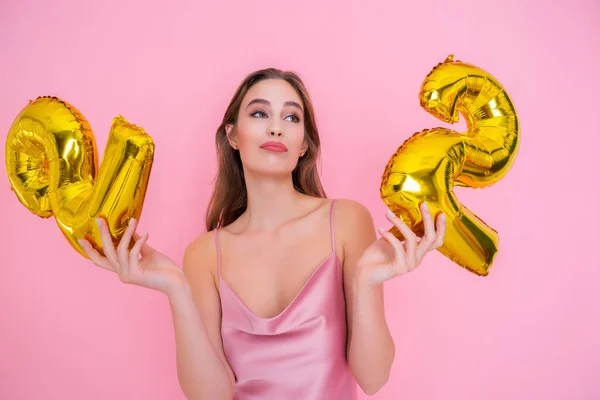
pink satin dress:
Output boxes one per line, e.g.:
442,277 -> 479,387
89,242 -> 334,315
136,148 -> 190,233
214,200 -> 358,400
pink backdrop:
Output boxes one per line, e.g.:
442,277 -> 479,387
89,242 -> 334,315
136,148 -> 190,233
1,0 -> 598,399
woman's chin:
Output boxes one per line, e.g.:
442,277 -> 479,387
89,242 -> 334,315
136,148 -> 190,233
245,162 -> 297,179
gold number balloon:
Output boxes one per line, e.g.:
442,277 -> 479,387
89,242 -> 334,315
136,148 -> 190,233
5,96 -> 154,258
380,55 -> 519,276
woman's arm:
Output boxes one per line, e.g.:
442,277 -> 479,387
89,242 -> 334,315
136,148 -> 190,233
337,200 -> 395,395
170,232 -> 235,400
338,198 -> 445,396
80,220 -> 235,399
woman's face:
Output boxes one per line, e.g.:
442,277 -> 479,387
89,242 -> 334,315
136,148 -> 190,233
226,79 -> 308,177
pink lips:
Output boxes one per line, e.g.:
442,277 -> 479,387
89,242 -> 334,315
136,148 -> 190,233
260,141 -> 288,152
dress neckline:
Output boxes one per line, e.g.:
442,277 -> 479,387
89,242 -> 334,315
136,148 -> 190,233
219,252 -> 340,321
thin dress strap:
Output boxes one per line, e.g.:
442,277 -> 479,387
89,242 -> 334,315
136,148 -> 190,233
214,228 -> 222,279
329,199 -> 336,254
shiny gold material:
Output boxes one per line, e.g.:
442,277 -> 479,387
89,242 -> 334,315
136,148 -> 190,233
380,55 -> 519,276
5,96 -> 154,258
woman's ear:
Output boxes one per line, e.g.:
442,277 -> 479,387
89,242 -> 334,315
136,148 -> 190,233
225,124 -> 237,149
300,139 -> 309,157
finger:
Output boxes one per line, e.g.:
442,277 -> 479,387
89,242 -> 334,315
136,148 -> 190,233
419,202 -> 436,247
132,232 -> 153,256
118,218 -> 138,268
434,213 -> 447,248
377,226 -> 407,276
386,211 -> 417,269
79,239 -> 115,272
386,210 -> 417,242
417,202 -> 437,261
129,232 -> 149,268
96,217 -> 119,267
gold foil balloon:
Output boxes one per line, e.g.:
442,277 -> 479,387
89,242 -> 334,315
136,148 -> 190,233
5,96 -> 154,258
380,55 -> 519,276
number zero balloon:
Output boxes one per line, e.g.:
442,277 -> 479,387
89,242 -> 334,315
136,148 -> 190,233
5,96 -> 154,259
380,55 -> 520,276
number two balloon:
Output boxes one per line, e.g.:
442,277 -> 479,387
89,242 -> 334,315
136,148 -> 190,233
5,96 -> 154,258
380,55 -> 520,276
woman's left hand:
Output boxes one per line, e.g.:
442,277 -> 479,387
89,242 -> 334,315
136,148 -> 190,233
356,202 -> 446,285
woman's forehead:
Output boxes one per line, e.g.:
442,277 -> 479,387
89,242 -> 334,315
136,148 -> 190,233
244,79 -> 302,106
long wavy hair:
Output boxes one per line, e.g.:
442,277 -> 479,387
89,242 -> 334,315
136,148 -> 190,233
205,68 -> 326,231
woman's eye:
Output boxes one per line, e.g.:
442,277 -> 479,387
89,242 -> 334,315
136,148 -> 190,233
251,111 -> 268,118
285,114 -> 300,123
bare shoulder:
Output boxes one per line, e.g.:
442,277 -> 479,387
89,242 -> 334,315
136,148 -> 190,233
182,230 -> 219,285
332,199 -> 376,259
333,198 -> 375,230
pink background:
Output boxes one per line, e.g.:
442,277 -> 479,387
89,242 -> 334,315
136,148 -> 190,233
1,0 -> 598,399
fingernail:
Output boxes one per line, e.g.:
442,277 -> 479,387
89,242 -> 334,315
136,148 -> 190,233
129,218 -> 136,226
421,202 -> 429,211
386,210 -> 394,218
440,213 -> 446,222
377,226 -> 385,233
96,218 -> 101,227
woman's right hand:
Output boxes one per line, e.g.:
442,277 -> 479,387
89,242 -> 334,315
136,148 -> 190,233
79,217 -> 185,297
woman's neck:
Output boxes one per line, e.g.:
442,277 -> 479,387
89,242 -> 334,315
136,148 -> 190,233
240,171 -> 306,233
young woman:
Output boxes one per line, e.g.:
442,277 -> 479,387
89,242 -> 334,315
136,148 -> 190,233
80,68 -> 446,400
